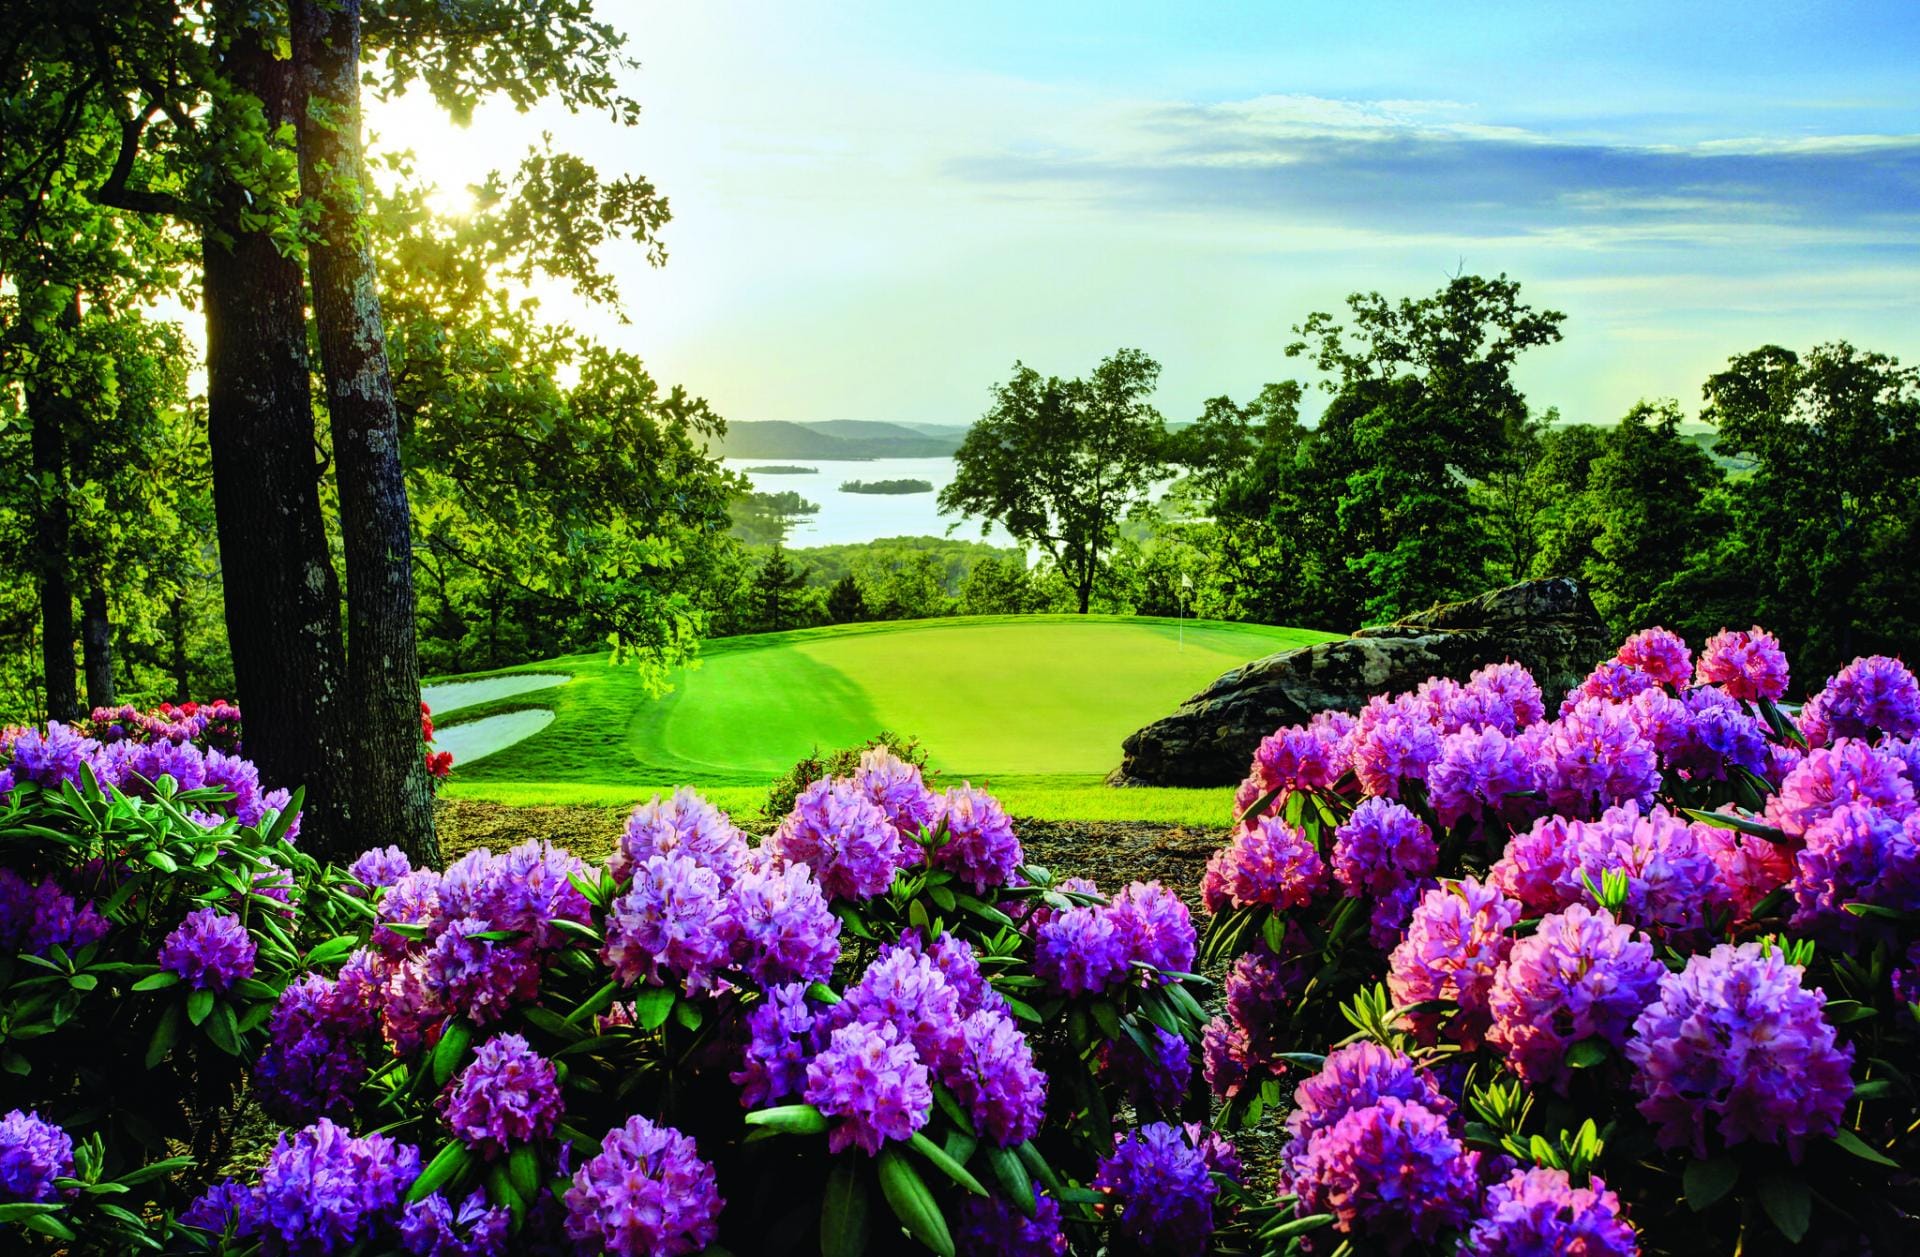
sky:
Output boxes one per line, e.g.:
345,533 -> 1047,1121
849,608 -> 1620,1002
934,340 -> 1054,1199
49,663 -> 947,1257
368,0 -> 1920,427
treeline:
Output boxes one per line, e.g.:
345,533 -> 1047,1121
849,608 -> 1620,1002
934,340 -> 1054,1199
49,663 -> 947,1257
942,275 -> 1920,687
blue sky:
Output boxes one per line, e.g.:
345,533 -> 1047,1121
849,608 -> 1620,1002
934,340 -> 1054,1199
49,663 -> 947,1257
371,1 -> 1920,426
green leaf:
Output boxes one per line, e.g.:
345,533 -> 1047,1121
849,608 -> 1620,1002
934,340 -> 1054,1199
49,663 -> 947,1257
928,885 -> 956,912
144,1003 -> 182,1069
744,1104 -> 828,1136
1759,1172 -> 1811,1243
1261,911 -> 1287,953
142,849 -> 178,874
1683,1154 -> 1739,1212
0,1203 -> 63,1222
984,1145 -> 1035,1218
1259,1211 -> 1337,1241
186,988 -> 215,1026
22,1212 -> 75,1241
674,999 -> 703,1032
877,1147 -> 954,1257
1566,1039 -> 1609,1069
908,1131 -> 988,1196
508,1145 -> 542,1201
130,971 -> 180,993
1089,1000 -> 1123,1043
407,1141 -> 475,1205
432,1021 -> 476,1087
1830,1128 -> 1900,1168
634,987 -> 676,1031
304,935 -> 359,967
819,1161 -> 870,1257
205,1002 -> 241,1056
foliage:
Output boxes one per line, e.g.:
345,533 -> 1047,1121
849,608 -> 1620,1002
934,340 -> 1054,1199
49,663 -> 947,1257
839,479 -> 934,495
1199,626 -> 1920,1253
942,349 -> 1167,615
762,731 -> 935,824
0,723 -> 368,1248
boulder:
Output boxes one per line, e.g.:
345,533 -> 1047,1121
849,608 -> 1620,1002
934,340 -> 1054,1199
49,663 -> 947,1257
1110,579 -> 1613,787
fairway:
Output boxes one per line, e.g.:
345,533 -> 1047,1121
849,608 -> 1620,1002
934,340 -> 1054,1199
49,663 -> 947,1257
431,615 -> 1336,818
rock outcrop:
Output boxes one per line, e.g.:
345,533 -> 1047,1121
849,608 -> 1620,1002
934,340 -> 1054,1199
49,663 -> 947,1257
1111,579 -> 1613,787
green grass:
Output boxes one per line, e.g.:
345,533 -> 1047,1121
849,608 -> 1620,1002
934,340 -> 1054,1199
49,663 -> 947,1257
432,614 -> 1336,823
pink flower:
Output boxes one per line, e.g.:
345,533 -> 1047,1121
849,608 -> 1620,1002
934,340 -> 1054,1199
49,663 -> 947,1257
1695,626 -> 1789,701
1387,878 -> 1522,1046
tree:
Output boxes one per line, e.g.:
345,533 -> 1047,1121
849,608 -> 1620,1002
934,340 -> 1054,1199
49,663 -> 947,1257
292,0 -> 432,857
1287,274 -> 1566,621
1699,341 -> 1920,675
826,574 -> 868,623
1474,407 -> 1555,584
1581,401 -> 1722,629
941,348 -> 1167,614
755,546 -> 809,633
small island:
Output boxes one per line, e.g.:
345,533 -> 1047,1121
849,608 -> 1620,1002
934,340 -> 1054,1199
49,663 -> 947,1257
839,478 -> 935,495
743,464 -> 818,475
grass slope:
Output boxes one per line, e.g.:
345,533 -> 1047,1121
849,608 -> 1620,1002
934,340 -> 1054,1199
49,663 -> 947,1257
434,615 -> 1337,824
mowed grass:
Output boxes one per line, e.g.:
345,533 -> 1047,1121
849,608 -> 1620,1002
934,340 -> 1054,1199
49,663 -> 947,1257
432,615 -> 1338,824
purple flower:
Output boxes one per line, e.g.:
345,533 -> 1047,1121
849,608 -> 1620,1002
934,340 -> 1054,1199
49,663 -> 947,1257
0,1110 -> 73,1203
1283,1043 -> 1456,1154
1428,726 -> 1538,830
254,1119 -> 420,1256
1226,938 -> 1305,1058
1525,698 -> 1661,818
1626,941 -> 1855,1160
440,1033 -> 563,1157
1802,655 -> 1920,745
834,943 -> 965,1072
731,983 -> 824,1108
1462,661 -> 1547,732
1221,816 -> 1327,911
950,1009 -> 1048,1146
1099,1022 -> 1190,1115
0,869 -> 109,956
159,907 -> 257,994
1693,818 -> 1794,920
399,1190 -> 512,1257
1790,803 -> 1920,938
1766,738 -> 1916,837
955,1191 -> 1069,1256
423,916 -> 540,1024
349,846 -> 413,893
1486,905 -> 1665,1092
1184,1121 -> 1243,1181
728,857 -> 840,988
1093,1122 -> 1217,1255
1202,1016 -> 1252,1099
1286,1097 -> 1479,1251
564,1115 -> 723,1257
1555,803 -> 1733,942
1670,689 -> 1771,780
612,788 -> 749,887
1106,879 -> 1196,979
1250,716 -> 1351,795
900,930 -> 1007,1016
203,748 -> 270,825
804,1020 -> 933,1155
767,777 -> 902,901
603,853 -> 737,994
1467,1167 -> 1639,1256
1034,903 -> 1130,996
1892,941 -> 1920,1008
931,784 -> 1023,891
373,868 -> 443,956
854,746 -> 939,848
182,1179 -> 260,1237
255,975 -> 375,1123
1616,627 -> 1693,688
1351,696 -> 1443,798
1332,796 -> 1439,912
1695,626 -> 1790,700
1562,660 -> 1657,713
6,722 -> 105,789
481,841 -> 593,949
1387,878 -> 1522,1046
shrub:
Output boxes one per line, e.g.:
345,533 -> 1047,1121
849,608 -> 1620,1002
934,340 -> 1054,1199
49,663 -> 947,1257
139,746 -> 1219,1255
762,730 -> 934,824
0,718 -> 367,1249
1201,627 -> 1920,1253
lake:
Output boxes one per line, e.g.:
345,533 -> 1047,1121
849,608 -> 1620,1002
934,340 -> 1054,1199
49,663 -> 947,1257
725,456 -> 1009,547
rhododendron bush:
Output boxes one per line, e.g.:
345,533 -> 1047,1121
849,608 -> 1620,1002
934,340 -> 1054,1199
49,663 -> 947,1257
0,730 -> 1221,1253
1203,626 -> 1920,1254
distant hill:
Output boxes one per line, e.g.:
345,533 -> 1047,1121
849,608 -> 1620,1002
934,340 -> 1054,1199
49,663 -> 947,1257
713,420 -> 967,459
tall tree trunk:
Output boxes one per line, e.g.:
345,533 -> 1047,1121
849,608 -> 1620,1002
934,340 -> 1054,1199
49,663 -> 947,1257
292,0 -> 437,865
202,19 -> 354,856
26,285 -> 79,721
80,583 -> 114,709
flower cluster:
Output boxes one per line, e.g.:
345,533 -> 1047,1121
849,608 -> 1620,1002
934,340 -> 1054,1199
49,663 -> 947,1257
563,1115 -> 723,1257
158,906 -> 257,993
1034,876 -> 1195,995
439,1033 -> 564,1157
1093,1122 -> 1223,1254
0,1110 -> 73,1204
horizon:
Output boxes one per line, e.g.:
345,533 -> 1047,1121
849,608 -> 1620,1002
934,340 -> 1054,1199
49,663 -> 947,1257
367,0 -> 1920,430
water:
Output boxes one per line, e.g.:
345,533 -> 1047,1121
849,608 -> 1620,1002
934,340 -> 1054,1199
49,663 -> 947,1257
433,709 -> 555,764
726,457 -> 1007,547
422,673 -> 571,716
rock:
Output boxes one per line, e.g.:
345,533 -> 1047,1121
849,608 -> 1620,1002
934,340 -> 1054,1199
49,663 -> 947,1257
1110,579 -> 1613,787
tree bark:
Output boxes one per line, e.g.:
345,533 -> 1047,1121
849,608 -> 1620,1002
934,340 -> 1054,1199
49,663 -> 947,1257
26,285 -> 80,722
292,0 -> 437,864
80,583 -> 114,708
202,19 -> 354,855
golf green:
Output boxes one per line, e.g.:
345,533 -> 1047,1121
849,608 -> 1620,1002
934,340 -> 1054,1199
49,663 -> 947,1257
432,615 -> 1336,797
